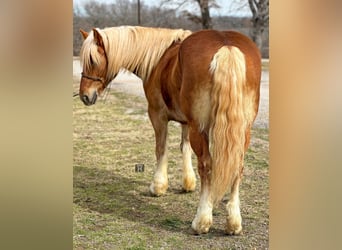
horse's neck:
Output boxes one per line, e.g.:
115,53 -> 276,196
124,43 -> 172,82
115,28 -> 190,82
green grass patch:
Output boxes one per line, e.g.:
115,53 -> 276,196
161,217 -> 185,230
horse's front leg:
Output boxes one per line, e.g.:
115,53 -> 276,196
148,107 -> 169,196
180,124 -> 196,192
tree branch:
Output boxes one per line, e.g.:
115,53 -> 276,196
248,0 -> 257,18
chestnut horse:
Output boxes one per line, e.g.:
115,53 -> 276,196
78,26 -> 261,235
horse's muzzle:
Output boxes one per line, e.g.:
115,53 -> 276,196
81,92 -> 97,106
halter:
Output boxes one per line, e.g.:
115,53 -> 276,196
81,72 -> 105,84
74,72 -> 106,98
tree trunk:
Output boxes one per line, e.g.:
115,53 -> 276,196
197,0 -> 212,29
251,18 -> 263,50
248,0 -> 268,52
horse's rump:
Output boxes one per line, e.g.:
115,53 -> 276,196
178,30 -> 261,203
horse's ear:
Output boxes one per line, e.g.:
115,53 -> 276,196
79,29 -> 88,40
92,28 -> 104,49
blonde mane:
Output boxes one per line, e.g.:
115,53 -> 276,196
80,26 -> 192,82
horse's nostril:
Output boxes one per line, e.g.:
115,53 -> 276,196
81,93 -> 97,106
81,95 -> 90,105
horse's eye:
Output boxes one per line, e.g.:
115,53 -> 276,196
89,55 -> 94,65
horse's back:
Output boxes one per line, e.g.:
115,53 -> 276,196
179,30 -> 261,85
180,30 -> 260,59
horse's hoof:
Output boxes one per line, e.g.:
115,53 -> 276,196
149,182 -> 168,196
225,226 -> 243,236
191,214 -> 212,234
225,217 -> 243,236
182,175 -> 196,192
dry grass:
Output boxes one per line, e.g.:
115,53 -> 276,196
73,88 -> 269,249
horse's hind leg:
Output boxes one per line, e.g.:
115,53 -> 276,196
180,124 -> 196,192
226,126 -> 251,235
148,107 -> 169,196
188,123 -> 213,234
226,175 -> 243,235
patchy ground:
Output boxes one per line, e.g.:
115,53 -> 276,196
73,58 -> 269,249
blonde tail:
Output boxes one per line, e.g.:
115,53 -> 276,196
209,46 -> 247,204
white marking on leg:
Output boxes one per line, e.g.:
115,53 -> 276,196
150,147 -> 168,196
226,180 -> 242,235
182,140 -> 196,192
192,186 -> 213,234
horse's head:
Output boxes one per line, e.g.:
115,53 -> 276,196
79,28 -> 109,106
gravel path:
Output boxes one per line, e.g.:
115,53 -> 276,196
73,58 -> 269,129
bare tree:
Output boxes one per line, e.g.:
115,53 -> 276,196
162,0 -> 219,29
137,0 -> 141,24
248,0 -> 269,50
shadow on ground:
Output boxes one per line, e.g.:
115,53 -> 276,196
74,165 -> 231,237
